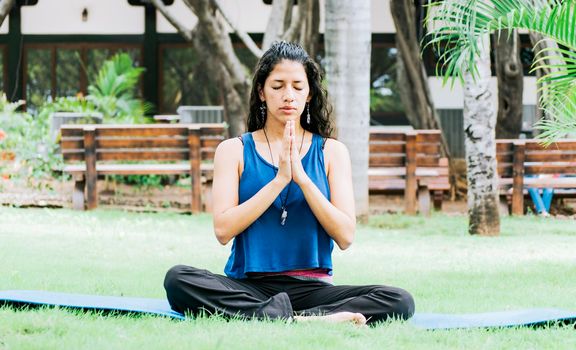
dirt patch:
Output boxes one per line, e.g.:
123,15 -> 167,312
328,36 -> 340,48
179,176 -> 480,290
4,178 -> 575,217
0,178 -> 202,213
0,178 -> 469,215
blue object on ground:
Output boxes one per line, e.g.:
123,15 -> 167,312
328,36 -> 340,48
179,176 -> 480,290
1,290 -> 575,329
0,290 -> 185,320
528,187 -> 554,213
411,309 -> 576,329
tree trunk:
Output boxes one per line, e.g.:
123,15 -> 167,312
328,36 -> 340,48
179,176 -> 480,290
262,0 -> 292,51
154,0 -> 251,136
282,0 -> 320,60
154,0 -> 318,137
463,34 -> 500,236
495,30 -> 524,139
390,0 -> 450,157
325,0 -> 371,220
0,0 -> 15,27
300,0 -> 320,60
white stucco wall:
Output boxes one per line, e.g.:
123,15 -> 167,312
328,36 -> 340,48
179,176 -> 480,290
156,0 -> 198,33
0,16 -> 8,34
157,0 -> 394,34
21,0 -> 144,35
429,76 -> 538,109
372,0 -> 395,33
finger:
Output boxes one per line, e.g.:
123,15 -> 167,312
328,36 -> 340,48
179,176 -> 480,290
291,124 -> 299,158
282,122 -> 292,158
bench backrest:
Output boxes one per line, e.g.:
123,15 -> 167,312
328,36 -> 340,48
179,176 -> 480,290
369,129 -> 446,169
497,139 -> 576,178
60,123 -> 226,164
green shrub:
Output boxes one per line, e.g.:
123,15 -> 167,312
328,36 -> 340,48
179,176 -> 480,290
0,94 -> 62,182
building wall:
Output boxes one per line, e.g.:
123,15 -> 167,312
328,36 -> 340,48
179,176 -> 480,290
21,0 -> 144,34
429,76 -> 538,109
2,0 -> 540,122
156,0 -> 395,34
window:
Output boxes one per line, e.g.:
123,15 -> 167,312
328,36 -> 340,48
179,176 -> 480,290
159,43 -> 256,113
25,48 -> 52,112
159,44 -> 220,114
520,45 -> 536,77
24,44 -> 142,112
370,44 -> 404,125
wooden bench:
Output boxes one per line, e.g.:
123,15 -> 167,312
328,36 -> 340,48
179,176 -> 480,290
60,123 -> 226,213
497,139 -> 576,215
369,129 -> 450,215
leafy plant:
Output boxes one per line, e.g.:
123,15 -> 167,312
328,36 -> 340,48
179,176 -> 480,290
425,0 -> 576,142
87,53 -> 153,123
0,93 -> 62,182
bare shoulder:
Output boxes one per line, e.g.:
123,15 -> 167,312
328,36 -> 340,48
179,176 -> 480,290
323,138 -> 350,158
323,138 -> 351,174
214,137 -> 244,163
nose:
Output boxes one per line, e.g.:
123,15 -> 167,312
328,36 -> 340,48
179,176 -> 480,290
283,88 -> 295,102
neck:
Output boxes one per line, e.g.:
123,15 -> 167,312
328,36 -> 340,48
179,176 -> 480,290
263,121 -> 304,141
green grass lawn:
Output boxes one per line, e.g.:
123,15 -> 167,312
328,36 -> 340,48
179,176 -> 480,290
0,207 -> 575,349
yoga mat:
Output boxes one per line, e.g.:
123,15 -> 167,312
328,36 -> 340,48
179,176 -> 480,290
0,290 -> 185,320
2,290 -> 575,329
411,309 -> 576,330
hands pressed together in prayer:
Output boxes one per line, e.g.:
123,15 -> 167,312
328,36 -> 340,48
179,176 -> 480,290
276,120 -> 310,187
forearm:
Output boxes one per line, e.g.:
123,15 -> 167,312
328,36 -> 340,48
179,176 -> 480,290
214,177 -> 288,245
299,179 -> 356,250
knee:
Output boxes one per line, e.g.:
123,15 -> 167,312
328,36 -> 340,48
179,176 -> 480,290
393,288 -> 415,320
374,286 -> 415,321
164,264 -> 191,292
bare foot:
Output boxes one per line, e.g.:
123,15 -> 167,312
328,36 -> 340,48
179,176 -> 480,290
294,312 -> 367,326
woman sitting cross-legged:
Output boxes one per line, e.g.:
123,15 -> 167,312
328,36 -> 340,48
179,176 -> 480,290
164,41 -> 415,326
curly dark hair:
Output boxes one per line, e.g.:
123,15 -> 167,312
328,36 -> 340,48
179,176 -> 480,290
247,41 -> 333,138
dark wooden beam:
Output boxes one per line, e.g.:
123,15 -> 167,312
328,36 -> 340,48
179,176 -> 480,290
6,4 -> 22,101
143,4 -> 159,114
127,0 -> 174,6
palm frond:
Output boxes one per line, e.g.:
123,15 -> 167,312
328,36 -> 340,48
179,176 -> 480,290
426,0 -> 576,141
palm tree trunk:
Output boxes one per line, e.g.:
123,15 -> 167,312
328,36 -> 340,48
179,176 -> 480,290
325,0 -> 371,220
463,34 -> 500,236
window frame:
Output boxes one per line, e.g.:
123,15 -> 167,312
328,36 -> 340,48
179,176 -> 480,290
22,42 -> 143,106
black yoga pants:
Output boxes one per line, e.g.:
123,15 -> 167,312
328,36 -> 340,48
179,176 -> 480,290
164,265 -> 415,324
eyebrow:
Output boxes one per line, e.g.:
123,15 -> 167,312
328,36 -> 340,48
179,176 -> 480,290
271,79 -> 304,83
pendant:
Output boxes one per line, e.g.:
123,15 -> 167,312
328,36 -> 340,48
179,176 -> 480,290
280,208 -> 288,226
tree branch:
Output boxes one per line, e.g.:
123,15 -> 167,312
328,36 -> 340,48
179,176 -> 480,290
0,0 -> 15,27
184,0 -> 249,90
150,0 -> 194,41
262,0 -> 291,51
282,0 -> 306,43
212,0 -> 263,58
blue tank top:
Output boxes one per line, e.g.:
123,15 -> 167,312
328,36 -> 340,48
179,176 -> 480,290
224,132 -> 334,279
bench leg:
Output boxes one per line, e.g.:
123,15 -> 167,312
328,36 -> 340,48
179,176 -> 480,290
433,190 -> 443,211
72,176 -> 86,210
418,186 -> 431,217
511,189 -> 524,216
202,181 -> 213,213
86,174 -> 98,210
499,196 -> 510,216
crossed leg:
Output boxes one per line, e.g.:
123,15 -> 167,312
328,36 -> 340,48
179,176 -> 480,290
164,266 -> 415,326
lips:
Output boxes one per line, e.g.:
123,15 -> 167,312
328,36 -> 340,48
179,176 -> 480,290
280,107 -> 297,111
